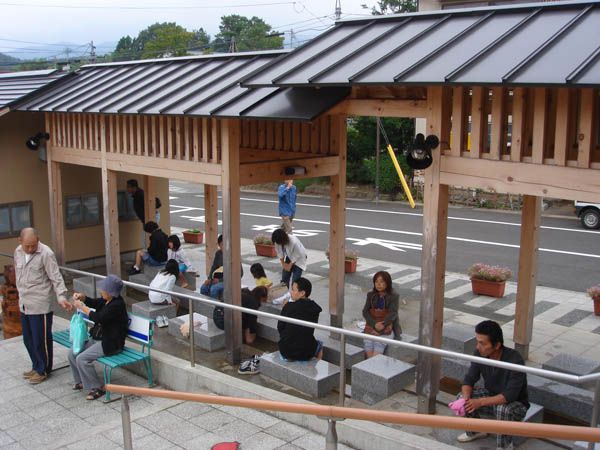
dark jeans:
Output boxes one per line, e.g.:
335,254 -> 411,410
21,312 -> 54,375
281,265 -> 303,287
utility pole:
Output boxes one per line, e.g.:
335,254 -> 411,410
375,117 -> 381,203
228,36 -> 237,53
289,29 -> 295,49
90,40 -> 96,64
335,0 -> 342,20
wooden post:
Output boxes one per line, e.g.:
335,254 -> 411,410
470,87 -> 486,158
328,114 -> 347,328
100,116 -> 121,275
46,139 -> 66,265
204,184 -> 219,277
416,87 -> 450,414
220,119 -> 242,364
450,87 -> 467,157
532,88 -> 548,164
144,176 -> 156,225
513,195 -> 542,360
490,87 -> 506,159
578,88 -> 595,169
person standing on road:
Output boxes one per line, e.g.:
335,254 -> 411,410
278,179 -> 297,234
14,228 -> 72,385
455,320 -> 529,450
271,228 -> 307,288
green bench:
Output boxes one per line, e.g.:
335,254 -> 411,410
53,312 -> 154,402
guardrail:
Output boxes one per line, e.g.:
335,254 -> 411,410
2,252 -> 600,449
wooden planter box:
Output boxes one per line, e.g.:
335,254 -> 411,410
345,258 -> 358,273
593,297 -> 600,316
471,278 -> 506,298
182,231 -> 203,244
255,244 -> 277,258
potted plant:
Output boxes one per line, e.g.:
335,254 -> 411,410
182,228 -> 203,244
587,286 -> 600,316
467,263 -> 512,298
326,248 -> 360,273
253,234 -> 277,257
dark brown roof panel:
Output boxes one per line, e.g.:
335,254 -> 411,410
0,70 -> 66,109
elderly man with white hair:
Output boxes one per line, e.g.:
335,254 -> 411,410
14,227 -> 72,384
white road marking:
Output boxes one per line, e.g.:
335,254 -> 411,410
171,205 -> 600,259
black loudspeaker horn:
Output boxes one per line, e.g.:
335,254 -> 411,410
405,133 -> 439,170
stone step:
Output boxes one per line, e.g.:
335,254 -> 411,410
351,354 -> 416,405
385,334 -> 419,363
260,351 -> 340,398
167,314 -> 225,352
131,300 -> 177,320
528,373 -> 593,423
514,403 -> 544,445
256,316 -> 279,343
542,353 -> 600,390
442,323 -> 476,355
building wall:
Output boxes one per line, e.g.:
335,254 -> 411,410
0,111 -> 170,264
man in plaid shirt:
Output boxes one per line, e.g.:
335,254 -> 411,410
456,320 -> 529,450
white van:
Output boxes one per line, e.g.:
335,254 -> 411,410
575,201 -> 600,229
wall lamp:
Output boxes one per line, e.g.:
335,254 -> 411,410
405,133 -> 439,170
26,132 -> 50,151
284,166 -> 306,176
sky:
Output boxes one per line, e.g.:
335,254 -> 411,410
0,0 -> 380,60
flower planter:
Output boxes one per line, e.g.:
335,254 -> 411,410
471,278 -> 506,298
593,297 -> 600,316
255,244 -> 277,258
345,258 -> 358,273
182,231 -> 203,244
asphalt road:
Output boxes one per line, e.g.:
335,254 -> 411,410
168,181 -> 599,292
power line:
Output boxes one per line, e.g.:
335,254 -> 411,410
0,1 -> 296,10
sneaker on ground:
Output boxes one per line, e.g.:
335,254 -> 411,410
28,372 -> 48,384
22,369 -> 36,379
457,432 -> 488,443
238,360 -> 260,375
127,267 -> 141,275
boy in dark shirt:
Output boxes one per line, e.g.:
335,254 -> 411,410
456,320 -> 529,450
128,221 -> 168,275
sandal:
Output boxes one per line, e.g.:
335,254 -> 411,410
86,388 -> 105,401
72,383 -> 83,391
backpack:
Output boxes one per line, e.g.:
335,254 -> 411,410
213,305 -> 224,330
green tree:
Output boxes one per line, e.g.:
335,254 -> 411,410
362,0 -> 417,15
213,15 -> 283,52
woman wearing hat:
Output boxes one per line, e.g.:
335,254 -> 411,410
68,274 -> 129,400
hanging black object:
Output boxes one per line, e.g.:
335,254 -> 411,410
26,132 -> 50,151
405,133 -> 439,170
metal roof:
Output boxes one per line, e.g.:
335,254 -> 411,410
241,0 -> 600,87
16,52 -> 349,121
0,69 -> 66,110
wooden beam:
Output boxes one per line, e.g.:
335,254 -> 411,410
450,87 -> 467,157
45,119 -> 65,265
511,88 -> 527,162
578,88 -> 595,168
470,87 -> 486,158
513,195 -> 541,360
239,155 -> 339,185
417,86 -> 450,415
100,116 -> 121,275
553,88 -> 572,166
204,184 -> 219,278
220,118 -> 242,365
489,87 -> 506,160
144,175 -> 156,225
328,114 -> 347,328
440,156 -> 600,202
239,148 -> 318,163
531,88 -> 548,164
327,99 -> 428,118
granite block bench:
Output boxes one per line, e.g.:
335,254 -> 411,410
132,301 -> 177,320
351,354 -> 416,405
260,351 -> 340,398
256,316 -> 280,343
385,334 -> 419,363
314,331 -> 364,369
167,314 -> 225,352
74,276 -> 125,299
528,373 -> 593,423
542,353 -> 600,390
442,323 -> 476,355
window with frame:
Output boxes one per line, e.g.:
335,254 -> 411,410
65,194 -> 101,228
117,190 -> 138,221
0,202 -> 33,238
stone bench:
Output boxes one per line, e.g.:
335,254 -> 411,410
351,354 -> 416,405
74,276 -> 125,299
131,300 -> 177,320
315,332 -> 364,369
528,374 -> 593,423
256,316 -> 280,343
442,323 -> 476,355
260,351 -> 340,398
385,334 -> 419,363
167,314 -> 225,352
542,353 -> 600,390
513,403 -> 544,445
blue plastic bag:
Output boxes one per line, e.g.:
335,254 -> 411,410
70,313 -> 88,355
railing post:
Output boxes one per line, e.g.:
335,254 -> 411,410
121,395 -> 133,450
325,418 -> 338,450
189,298 -> 195,367
338,333 -> 346,406
92,276 -> 97,298
588,379 -> 600,450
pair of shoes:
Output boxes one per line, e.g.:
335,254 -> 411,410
72,382 -> 83,391
457,432 -> 488,443
22,369 -> 36,379
127,267 -> 141,276
28,372 -> 48,385
86,388 -> 105,401
156,315 -> 169,328
238,358 -> 260,375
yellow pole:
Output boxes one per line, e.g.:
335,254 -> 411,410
386,144 -> 415,208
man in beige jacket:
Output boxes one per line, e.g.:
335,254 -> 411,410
14,228 -> 71,384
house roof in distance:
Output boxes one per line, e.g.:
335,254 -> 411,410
0,69 -> 67,110
241,0 -> 600,88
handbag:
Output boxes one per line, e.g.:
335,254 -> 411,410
70,313 -> 88,355
89,323 -> 103,340
213,306 -> 224,330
